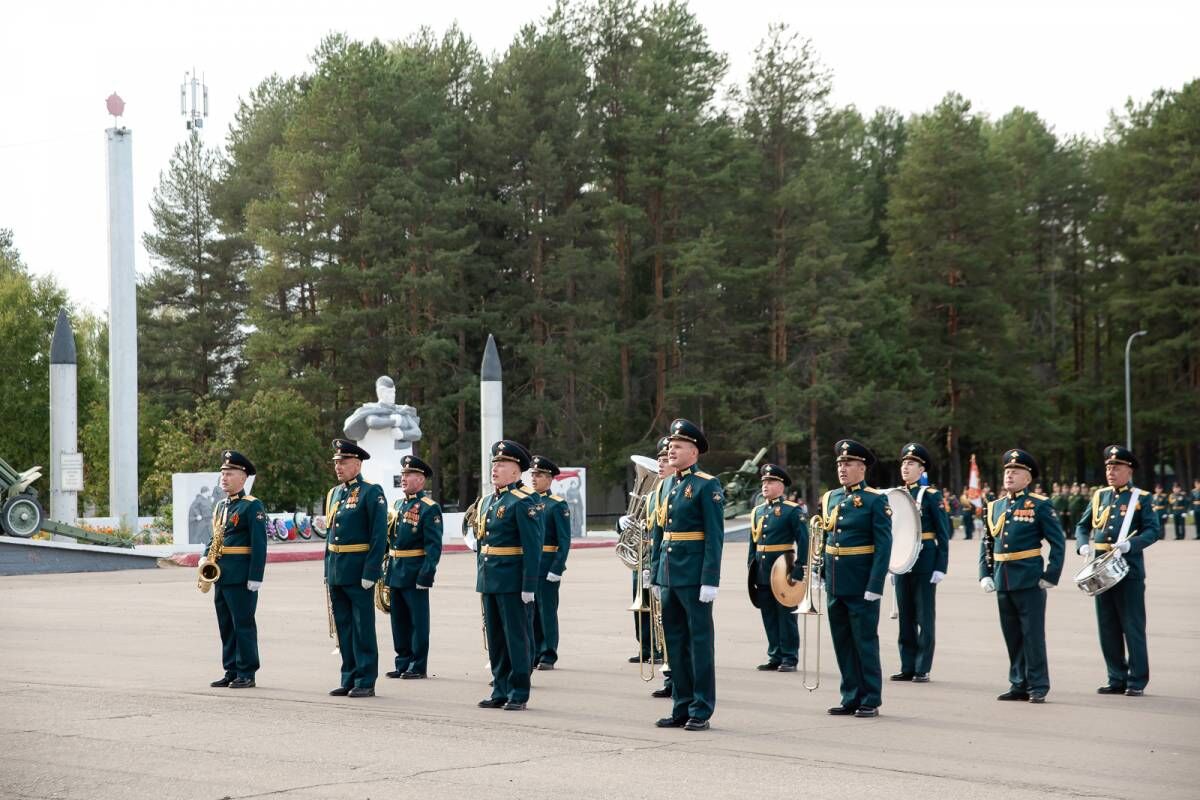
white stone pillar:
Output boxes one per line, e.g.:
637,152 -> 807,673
106,126 -> 138,530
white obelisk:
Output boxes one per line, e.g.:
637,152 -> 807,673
50,309 -> 80,527
106,94 -> 138,530
480,334 -> 503,499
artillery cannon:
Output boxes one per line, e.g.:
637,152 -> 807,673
0,455 -> 132,547
718,446 -> 768,519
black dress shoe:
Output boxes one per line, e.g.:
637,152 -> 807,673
912,673 -> 930,683
348,687 -> 375,698
210,676 -> 234,688
1097,684 -> 1126,695
827,705 -> 857,715
503,701 -> 526,711
756,661 -> 782,671
777,664 -> 797,673
684,718 -> 710,731
854,706 -> 879,718
228,677 -> 255,689
889,672 -> 914,681
651,686 -> 672,698
385,670 -> 404,679
329,686 -> 351,696
535,662 -> 555,671
478,697 -> 506,708
1028,693 -> 1046,704
655,716 -> 688,728
1125,688 -> 1144,696
401,671 -> 427,680
996,690 -> 1030,701
628,655 -> 643,663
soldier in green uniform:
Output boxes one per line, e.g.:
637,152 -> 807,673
649,419 -> 724,731
979,449 -> 1065,704
205,450 -> 267,689
1074,445 -> 1160,696
476,440 -> 543,711
530,455 -> 571,670
324,439 -> 388,698
1168,484 -> 1187,540
892,443 -> 951,683
383,454 -> 442,680
958,489 -> 976,540
1051,483 -> 1069,533
625,436 -> 673,680
1151,486 -> 1168,533
747,463 -> 807,672
1191,479 -> 1200,538
1066,483 -> 1085,536
819,439 -> 892,718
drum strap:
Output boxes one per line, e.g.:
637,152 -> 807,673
1114,488 -> 1143,546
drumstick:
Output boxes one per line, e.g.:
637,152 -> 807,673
889,575 -> 898,619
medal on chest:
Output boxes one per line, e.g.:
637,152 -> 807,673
684,484 -> 693,499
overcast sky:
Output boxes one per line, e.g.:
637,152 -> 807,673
1,0 -> 1195,313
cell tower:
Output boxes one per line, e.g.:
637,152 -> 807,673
180,70 -> 209,131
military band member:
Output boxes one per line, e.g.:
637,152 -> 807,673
206,450 -> 267,689
649,419 -> 724,731
530,455 -> 571,670
1191,479 -> 1200,538
821,439 -> 892,718
1168,484 -> 1187,540
477,440 -> 543,711
1151,485 -> 1168,531
892,443 -> 950,683
627,437 -> 673,676
747,464 -> 807,672
979,449 -> 1065,703
384,454 -> 443,680
958,489 -> 975,539
324,439 -> 388,698
1074,445 -> 1160,696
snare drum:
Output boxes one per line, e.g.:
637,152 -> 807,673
1072,550 -> 1129,596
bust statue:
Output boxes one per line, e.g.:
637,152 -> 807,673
343,376 -> 422,443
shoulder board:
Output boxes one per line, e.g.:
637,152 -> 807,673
783,500 -> 799,507
695,471 -> 714,480
1030,493 -> 1048,501
864,487 -> 884,494
926,488 -> 939,496
511,489 -> 529,499
421,496 -> 436,506
550,494 -> 564,502
243,495 -> 257,502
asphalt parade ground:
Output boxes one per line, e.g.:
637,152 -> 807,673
2,534 -> 1198,799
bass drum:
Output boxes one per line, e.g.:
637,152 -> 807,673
883,488 -> 922,575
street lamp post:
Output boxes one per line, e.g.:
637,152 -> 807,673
1124,330 -> 1148,449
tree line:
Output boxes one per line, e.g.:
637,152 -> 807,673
8,0 -> 1198,516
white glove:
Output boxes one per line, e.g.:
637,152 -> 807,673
361,579 -> 374,590
546,572 -> 562,583
1078,544 -> 1089,556
1038,578 -> 1054,589
247,580 -> 262,592
980,577 -> 996,593
618,514 -> 633,531
641,569 -> 651,588
521,591 -> 535,604
1115,540 -> 1131,554
463,531 -> 478,552
930,571 -> 945,585
699,585 -> 718,603
863,591 -> 882,602
651,585 -> 662,601
416,584 -> 430,590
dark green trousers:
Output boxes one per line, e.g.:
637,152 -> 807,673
330,583 -> 378,689
960,512 -> 974,539
214,583 -> 259,680
895,572 -> 937,674
997,587 -> 1048,695
484,592 -> 532,703
827,595 -> 882,708
389,587 -> 431,674
632,572 -> 658,659
1095,578 -> 1149,690
660,586 -> 715,721
754,586 -> 799,665
1171,513 -> 1185,539
534,577 -> 561,666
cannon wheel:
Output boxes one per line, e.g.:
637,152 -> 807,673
1,494 -> 44,538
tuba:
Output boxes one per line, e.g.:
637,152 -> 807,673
615,455 -> 661,570
197,500 -> 227,593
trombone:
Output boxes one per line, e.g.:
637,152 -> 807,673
795,513 -> 826,691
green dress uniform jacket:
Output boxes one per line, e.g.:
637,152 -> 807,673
384,491 -> 443,676
1168,491 -> 1188,539
748,498 -> 807,666
324,475 -> 389,690
894,484 -> 951,676
1073,485 -> 1160,691
819,482 -> 892,710
533,491 -> 571,666
205,490 -> 267,681
649,465 -> 724,723
1192,489 -> 1200,536
979,489 -> 1065,697
477,481 -> 544,705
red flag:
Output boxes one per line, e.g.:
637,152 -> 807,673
968,454 -> 982,508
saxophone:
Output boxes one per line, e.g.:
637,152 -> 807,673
197,500 -> 227,593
